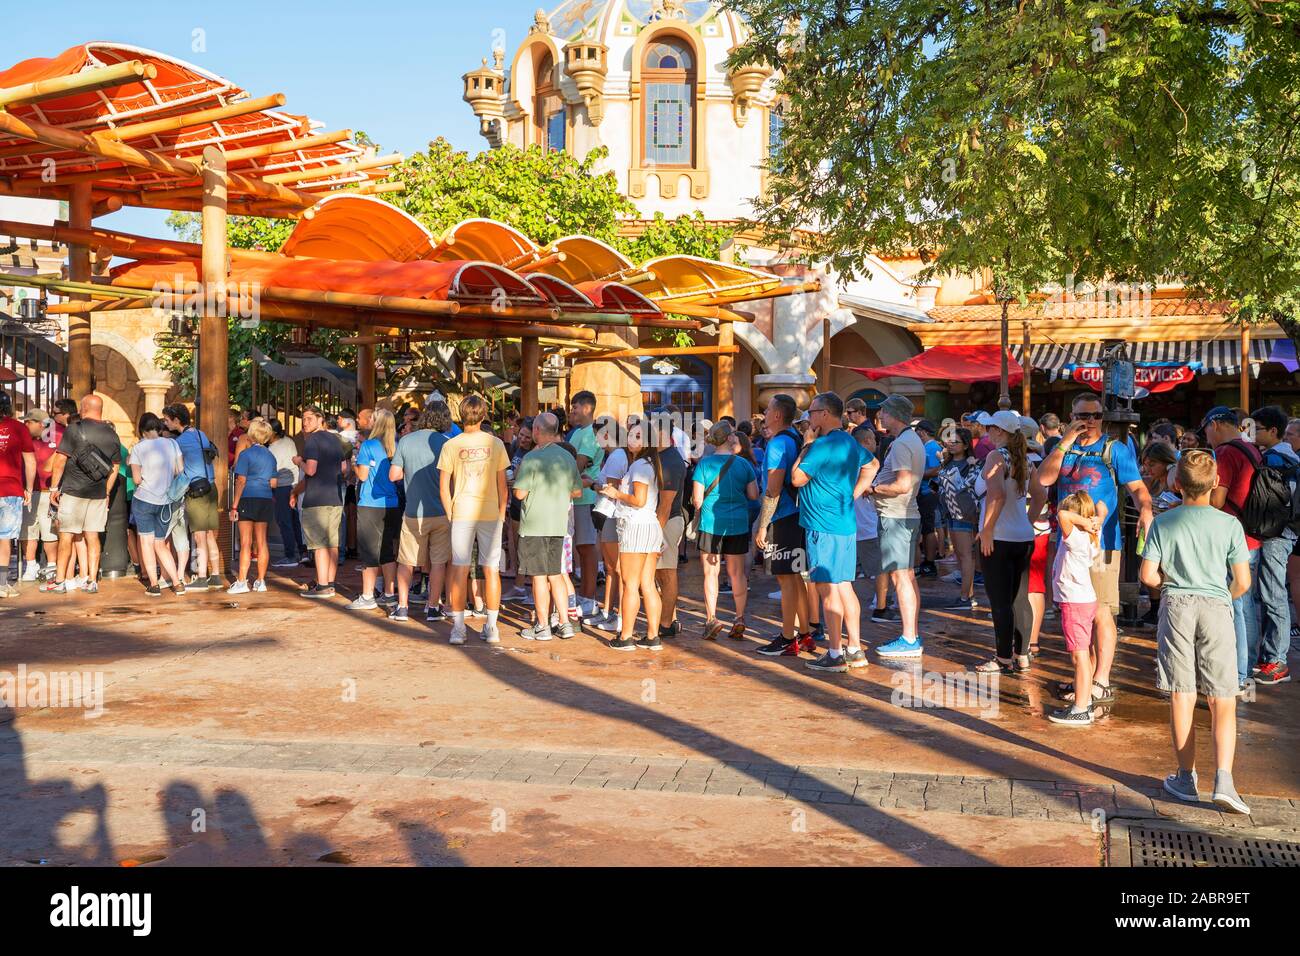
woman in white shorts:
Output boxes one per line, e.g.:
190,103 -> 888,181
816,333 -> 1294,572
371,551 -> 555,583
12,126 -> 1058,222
597,421 -> 664,652
590,415 -> 629,630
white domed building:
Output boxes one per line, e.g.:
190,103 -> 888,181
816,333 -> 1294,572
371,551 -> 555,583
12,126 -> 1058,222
465,0 -> 941,421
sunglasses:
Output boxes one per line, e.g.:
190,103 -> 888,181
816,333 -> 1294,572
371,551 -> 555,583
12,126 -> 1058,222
1072,412 -> 1103,421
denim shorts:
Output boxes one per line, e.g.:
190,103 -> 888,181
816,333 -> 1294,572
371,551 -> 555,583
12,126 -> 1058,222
0,496 -> 21,540
131,498 -> 173,538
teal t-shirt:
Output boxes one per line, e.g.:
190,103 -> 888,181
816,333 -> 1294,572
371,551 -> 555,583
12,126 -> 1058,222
1142,505 -> 1249,603
693,453 -> 757,537
569,424 -> 604,507
797,429 -> 872,536
515,442 -> 582,538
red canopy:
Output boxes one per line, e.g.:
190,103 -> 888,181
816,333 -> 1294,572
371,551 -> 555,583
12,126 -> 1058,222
853,345 -> 1023,385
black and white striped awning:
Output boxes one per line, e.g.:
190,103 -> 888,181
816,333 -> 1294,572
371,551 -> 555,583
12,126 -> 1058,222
1011,339 -> 1276,381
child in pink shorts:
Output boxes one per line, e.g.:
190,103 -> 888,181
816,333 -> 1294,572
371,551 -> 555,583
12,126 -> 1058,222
1049,492 -> 1106,726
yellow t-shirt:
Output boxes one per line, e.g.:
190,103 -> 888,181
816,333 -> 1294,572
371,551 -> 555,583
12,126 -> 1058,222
437,430 -> 509,522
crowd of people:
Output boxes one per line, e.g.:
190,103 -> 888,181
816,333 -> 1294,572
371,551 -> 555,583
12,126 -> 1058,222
3,384 -> 1297,815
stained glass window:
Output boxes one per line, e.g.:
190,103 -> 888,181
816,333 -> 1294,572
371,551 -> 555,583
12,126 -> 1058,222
645,40 -> 693,70
547,109 -> 567,152
646,82 -> 691,165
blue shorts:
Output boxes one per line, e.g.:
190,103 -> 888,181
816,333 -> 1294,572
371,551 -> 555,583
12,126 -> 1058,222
949,519 -> 975,533
131,498 -> 173,538
0,496 -> 21,540
806,529 -> 857,584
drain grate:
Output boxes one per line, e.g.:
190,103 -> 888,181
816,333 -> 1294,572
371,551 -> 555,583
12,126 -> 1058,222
1130,826 -> 1300,867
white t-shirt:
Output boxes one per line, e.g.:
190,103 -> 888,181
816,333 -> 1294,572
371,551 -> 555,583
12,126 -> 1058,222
594,446 -> 629,518
128,436 -> 181,506
616,456 -> 659,524
854,494 -> 879,541
1053,526 -> 1099,604
269,436 -> 301,487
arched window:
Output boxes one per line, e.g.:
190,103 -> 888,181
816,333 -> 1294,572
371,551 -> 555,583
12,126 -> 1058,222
534,53 -> 566,152
642,37 -> 695,167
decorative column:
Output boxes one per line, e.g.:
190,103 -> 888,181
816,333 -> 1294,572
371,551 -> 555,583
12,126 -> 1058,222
199,146 -> 231,565
138,379 -> 173,415
67,182 -> 93,398
923,381 -> 952,423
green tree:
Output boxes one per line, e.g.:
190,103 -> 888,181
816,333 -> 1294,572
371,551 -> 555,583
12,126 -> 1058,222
163,139 -> 735,399
727,1 -> 1300,348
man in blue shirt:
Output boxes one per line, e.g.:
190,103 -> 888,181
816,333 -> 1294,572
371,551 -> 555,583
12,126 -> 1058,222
1036,391 -> 1153,705
388,403 -> 453,622
754,394 -> 814,658
792,392 -> 878,673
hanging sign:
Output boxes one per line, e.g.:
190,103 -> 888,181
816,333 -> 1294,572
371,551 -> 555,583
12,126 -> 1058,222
1064,362 -> 1199,395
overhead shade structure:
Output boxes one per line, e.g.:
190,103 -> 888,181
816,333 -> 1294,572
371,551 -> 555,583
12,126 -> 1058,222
855,345 -> 1023,385
427,218 -> 537,265
1267,338 -> 1298,373
0,43 -> 398,214
639,254 -> 787,305
548,236 -> 635,284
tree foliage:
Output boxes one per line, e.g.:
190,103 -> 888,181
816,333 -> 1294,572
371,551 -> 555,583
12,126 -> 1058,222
163,139 -> 734,403
727,0 -> 1300,330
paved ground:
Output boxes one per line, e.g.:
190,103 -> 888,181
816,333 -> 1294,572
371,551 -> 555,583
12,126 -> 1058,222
2,551 -> 1297,866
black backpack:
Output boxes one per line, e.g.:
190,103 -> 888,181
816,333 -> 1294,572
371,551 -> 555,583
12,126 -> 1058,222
1225,440 -> 1293,539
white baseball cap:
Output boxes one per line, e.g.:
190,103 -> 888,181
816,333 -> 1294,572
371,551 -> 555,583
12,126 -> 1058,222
988,410 -> 1023,435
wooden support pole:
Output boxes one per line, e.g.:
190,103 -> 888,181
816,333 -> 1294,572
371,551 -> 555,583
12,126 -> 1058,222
717,322 -> 736,419
199,146 -> 230,563
357,339 -> 376,408
1240,322 -> 1250,411
67,182 -> 93,398
820,315 -> 831,392
520,337 -> 540,416
1021,316 -> 1032,415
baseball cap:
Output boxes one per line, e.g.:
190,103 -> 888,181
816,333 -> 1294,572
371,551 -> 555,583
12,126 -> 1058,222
1200,406 -> 1239,430
1018,416 -> 1039,440
988,410 -> 1023,435
24,407 -> 49,423
975,411 -> 996,426
915,418 -> 937,436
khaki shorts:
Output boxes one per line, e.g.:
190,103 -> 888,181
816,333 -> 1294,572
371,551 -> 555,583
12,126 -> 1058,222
21,491 -> 56,542
302,505 -> 343,551
1090,549 -> 1122,616
56,493 -> 108,535
1157,593 -> 1238,699
657,515 -> 685,571
398,515 -> 451,569
184,486 -> 220,533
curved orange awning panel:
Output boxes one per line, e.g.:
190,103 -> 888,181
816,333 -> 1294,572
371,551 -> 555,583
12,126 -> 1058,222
578,282 -> 664,317
548,236 -> 633,285
282,195 -> 437,262
526,275 -> 596,309
638,255 -> 785,304
109,255 -> 544,304
428,219 -> 537,266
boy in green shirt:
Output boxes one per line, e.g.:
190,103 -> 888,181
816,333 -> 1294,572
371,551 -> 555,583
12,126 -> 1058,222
1139,449 -> 1253,814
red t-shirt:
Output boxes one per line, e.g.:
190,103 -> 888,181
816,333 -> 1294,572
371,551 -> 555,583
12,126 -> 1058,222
33,432 -> 56,491
228,426 -> 245,467
0,417 -> 36,497
1215,441 -> 1261,551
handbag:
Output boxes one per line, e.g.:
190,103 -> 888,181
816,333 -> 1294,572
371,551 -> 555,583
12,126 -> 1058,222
685,456 -> 735,543
183,429 -> 216,499
71,423 -> 115,484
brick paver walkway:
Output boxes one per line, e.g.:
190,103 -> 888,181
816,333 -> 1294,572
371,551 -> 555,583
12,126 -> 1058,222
12,731 -> 1299,833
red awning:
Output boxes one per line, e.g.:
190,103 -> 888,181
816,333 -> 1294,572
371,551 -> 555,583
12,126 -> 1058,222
853,345 -> 1023,385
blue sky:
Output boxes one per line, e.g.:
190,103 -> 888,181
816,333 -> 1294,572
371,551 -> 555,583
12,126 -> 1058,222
2,0 -> 530,235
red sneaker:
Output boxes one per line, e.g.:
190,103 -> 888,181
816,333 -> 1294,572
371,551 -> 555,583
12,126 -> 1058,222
1256,662 -> 1291,685
796,633 -> 818,654
779,635 -> 806,656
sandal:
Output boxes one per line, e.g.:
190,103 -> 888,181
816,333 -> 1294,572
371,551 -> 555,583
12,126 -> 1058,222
728,618 -> 747,641
975,657 -> 1014,674
703,619 -> 725,641
1060,681 -> 1116,704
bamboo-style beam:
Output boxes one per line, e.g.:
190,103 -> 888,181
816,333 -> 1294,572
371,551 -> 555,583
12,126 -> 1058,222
457,304 -> 561,321
0,110 -> 201,179
224,129 -> 352,162
656,302 -> 747,323
264,152 -> 402,186
502,246 -> 546,271
0,271 -> 145,300
517,251 -> 567,274
575,345 -> 739,363
0,60 -> 156,109
619,271 -> 657,286
106,93 -> 288,142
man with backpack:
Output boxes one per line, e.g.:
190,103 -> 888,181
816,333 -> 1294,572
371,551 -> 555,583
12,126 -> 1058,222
1249,405 -> 1296,685
45,395 -> 121,595
163,403 -> 223,590
1035,392 -> 1153,707
1203,406 -> 1266,691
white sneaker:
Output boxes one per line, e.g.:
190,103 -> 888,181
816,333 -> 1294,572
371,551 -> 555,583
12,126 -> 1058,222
252,580 -> 267,593
465,605 -> 486,620
579,597 -> 599,619
21,565 -> 39,582
520,622 -> 553,641
481,623 -> 500,644
591,612 -> 621,632
227,580 -> 250,595
449,626 -> 467,645
346,595 -> 377,610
